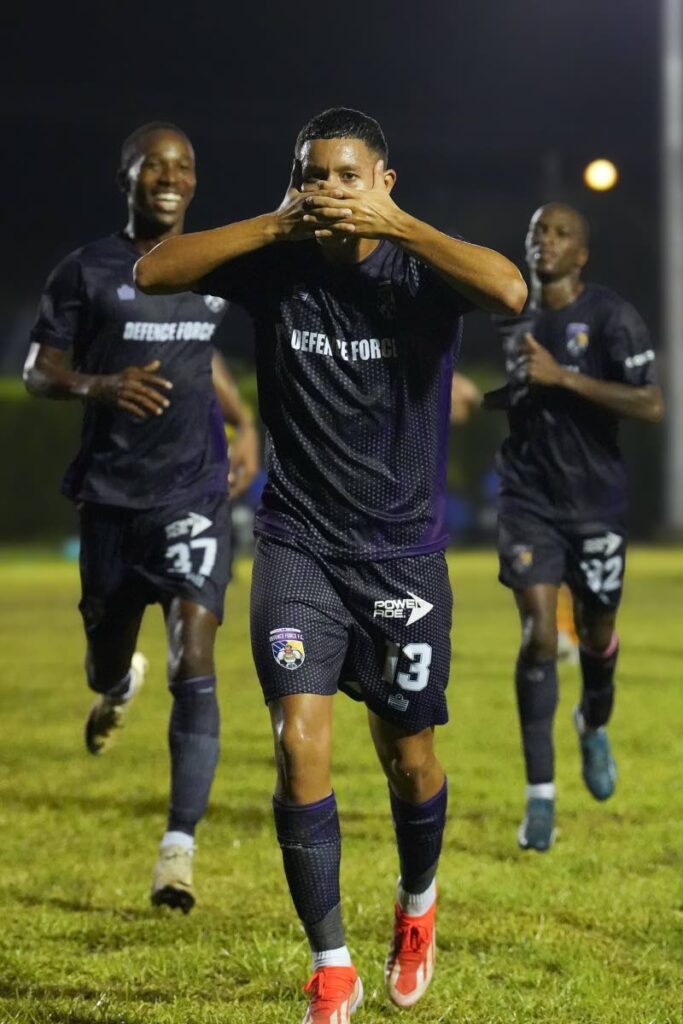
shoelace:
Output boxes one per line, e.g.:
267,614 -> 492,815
394,921 -> 431,964
303,969 -> 354,1008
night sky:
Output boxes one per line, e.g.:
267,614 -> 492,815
2,0 -> 659,369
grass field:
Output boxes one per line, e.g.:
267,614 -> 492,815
0,548 -> 681,1024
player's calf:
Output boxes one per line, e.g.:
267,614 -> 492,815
384,781 -> 446,1007
152,674 -> 220,911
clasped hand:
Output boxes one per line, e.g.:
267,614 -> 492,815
276,160 -> 401,242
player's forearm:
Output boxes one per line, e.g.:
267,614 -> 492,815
392,214 -> 528,315
135,214 -> 279,294
559,372 -> 664,423
23,343 -> 97,401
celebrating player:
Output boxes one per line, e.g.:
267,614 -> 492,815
136,107 -> 526,1020
487,203 -> 664,852
23,122 -> 258,912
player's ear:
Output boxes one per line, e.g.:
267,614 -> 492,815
372,159 -> 396,192
116,167 -> 130,195
577,246 -> 589,269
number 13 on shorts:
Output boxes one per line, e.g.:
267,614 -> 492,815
383,641 -> 433,692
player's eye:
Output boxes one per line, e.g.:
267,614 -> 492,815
342,172 -> 359,181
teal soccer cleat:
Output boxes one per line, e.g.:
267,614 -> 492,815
574,707 -> 617,801
518,797 -> 556,852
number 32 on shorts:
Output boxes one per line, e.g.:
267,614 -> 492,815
382,641 -> 433,692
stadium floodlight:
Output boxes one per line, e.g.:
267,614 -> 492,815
663,0 -> 683,531
583,158 -> 619,191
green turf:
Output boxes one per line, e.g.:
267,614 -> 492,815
0,549 -> 681,1024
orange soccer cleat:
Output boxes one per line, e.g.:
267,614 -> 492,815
302,965 -> 363,1024
385,899 -> 436,1008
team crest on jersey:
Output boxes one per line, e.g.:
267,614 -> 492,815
117,284 -> 136,301
566,322 -> 590,358
377,281 -> 396,320
204,294 -> 226,313
270,627 -> 306,671
512,545 -> 534,573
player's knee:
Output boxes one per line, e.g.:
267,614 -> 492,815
274,716 -> 331,798
168,638 -> 214,683
578,617 -> 615,654
384,741 -> 436,799
520,613 -> 557,662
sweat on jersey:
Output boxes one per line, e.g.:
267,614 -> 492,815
195,239 -> 471,560
29,233 -> 229,509
494,283 -> 657,526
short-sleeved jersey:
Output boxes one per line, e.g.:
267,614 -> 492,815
495,283 -> 656,526
30,233 -> 229,509
195,239 -> 470,560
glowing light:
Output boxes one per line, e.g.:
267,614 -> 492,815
583,159 -> 619,191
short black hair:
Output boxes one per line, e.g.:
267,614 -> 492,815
120,122 -> 193,172
295,107 -> 388,163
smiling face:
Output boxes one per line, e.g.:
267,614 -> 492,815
121,129 -> 196,233
525,204 -> 589,283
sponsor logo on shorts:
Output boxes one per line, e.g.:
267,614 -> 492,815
512,545 -> 534,573
165,512 -> 213,540
566,322 -> 590,358
387,692 -> 410,712
373,592 -> 433,626
270,627 -> 306,671
204,294 -> 226,313
582,532 -> 622,556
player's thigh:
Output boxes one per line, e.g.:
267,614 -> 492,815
566,526 -> 626,623
162,596 -> 219,682
250,538 -> 351,703
269,693 -> 335,802
78,503 -> 148,688
497,508 -> 566,594
343,551 -> 452,733
133,494 -> 232,624
514,583 -> 561,657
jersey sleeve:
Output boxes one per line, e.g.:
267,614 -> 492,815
194,247 -> 277,312
407,253 -> 476,319
603,300 -> 657,386
29,252 -> 86,351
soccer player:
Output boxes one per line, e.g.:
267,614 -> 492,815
23,122 -> 258,912
136,107 -> 526,1020
487,202 -> 664,852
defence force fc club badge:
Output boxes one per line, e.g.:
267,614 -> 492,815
270,627 -> 306,670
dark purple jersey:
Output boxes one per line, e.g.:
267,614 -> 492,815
30,233 -> 229,509
495,283 -> 657,525
196,240 -> 470,559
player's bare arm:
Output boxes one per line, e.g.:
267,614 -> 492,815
23,342 -> 172,419
301,159 -> 527,315
522,333 -> 664,423
134,169 -> 343,296
211,352 -> 259,498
